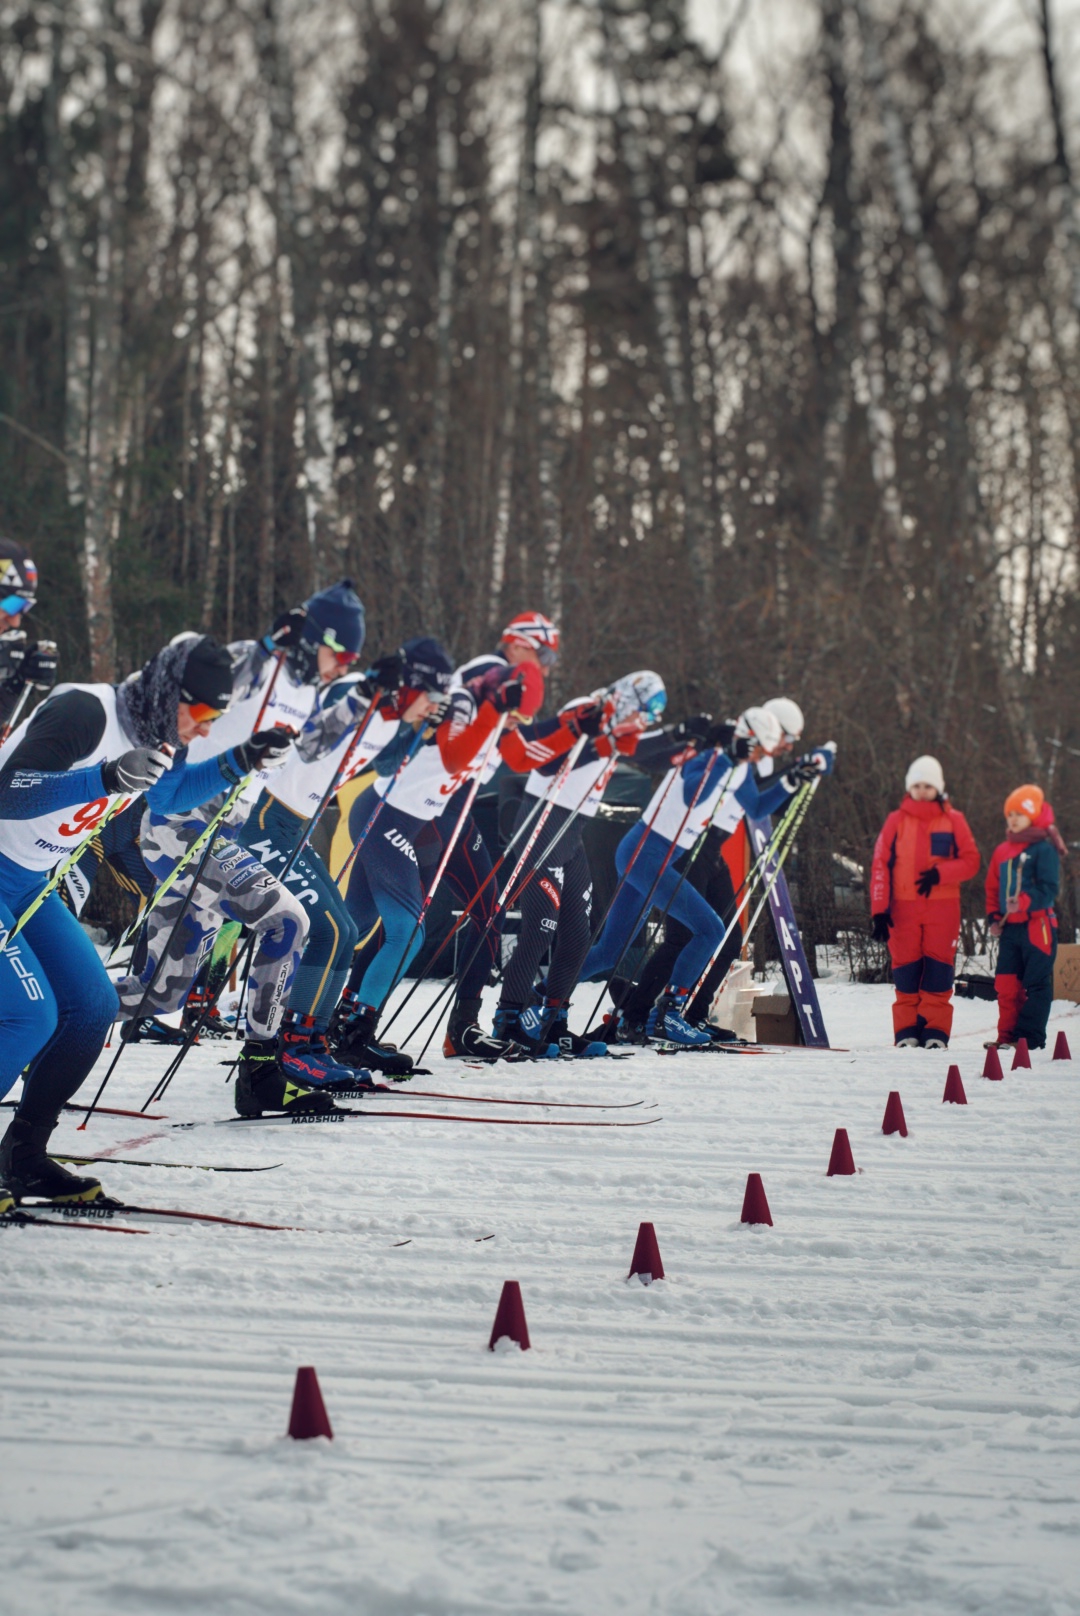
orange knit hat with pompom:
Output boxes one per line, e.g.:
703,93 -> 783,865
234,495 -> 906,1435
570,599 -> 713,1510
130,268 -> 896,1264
1004,784 -> 1044,819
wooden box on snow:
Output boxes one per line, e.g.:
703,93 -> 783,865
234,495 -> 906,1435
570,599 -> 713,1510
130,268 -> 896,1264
751,992 -> 801,1046
1053,942 -> 1080,1003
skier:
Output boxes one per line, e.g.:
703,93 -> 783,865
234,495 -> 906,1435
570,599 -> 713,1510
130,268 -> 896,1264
493,670 -> 680,1058
610,696 -> 830,1041
985,784 -> 1064,1051
0,538 -> 57,738
870,755 -> 980,1049
582,706 -> 803,1047
0,633 -> 276,1203
333,636 -> 540,1074
112,582 -> 379,1116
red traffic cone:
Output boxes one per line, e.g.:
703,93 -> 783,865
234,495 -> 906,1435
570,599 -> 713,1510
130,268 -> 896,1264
826,1127 -> 856,1176
881,1091 -> 908,1137
983,1046 -> 1004,1082
287,1366 -> 333,1440
942,1064 -> 967,1105
628,1221 -> 665,1282
488,1280 -> 530,1351
1053,1030 -> 1071,1061
1011,1037 -> 1031,1070
740,1172 -> 773,1226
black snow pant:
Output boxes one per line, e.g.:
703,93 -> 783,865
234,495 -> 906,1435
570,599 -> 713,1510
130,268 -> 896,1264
619,827 -> 742,1023
500,801 -> 593,1009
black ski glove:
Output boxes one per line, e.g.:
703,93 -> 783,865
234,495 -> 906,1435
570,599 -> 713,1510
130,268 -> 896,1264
915,866 -> 941,898
0,628 -> 27,687
232,726 -> 296,774
706,719 -> 737,750
489,675 -> 525,714
261,605 -> 307,654
565,700 -> 605,739
670,713 -> 712,746
727,734 -> 751,761
782,758 -> 820,790
22,640 -> 58,691
871,912 -> 893,943
102,745 -> 174,793
362,650 -> 407,695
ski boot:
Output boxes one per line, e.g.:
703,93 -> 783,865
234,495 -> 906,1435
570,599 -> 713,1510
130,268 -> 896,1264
923,1034 -> 949,1050
181,986 -> 231,1040
120,1015 -> 186,1045
493,1001 -> 559,1059
0,1185 -> 14,1218
601,1008 -> 647,1046
333,1002 -> 414,1078
646,989 -> 713,1048
547,1004 -> 608,1059
234,1039 -> 340,1118
443,996 -> 529,1062
694,1021 -> 750,1048
281,1013 -> 378,1094
0,1116 -> 103,1204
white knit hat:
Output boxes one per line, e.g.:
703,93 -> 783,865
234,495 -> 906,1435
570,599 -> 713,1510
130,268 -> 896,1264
905,755 -> 945,794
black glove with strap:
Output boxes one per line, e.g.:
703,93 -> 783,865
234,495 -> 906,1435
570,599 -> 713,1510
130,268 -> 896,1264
232,726 -> 296,774
0,628 -> 27,687
22,640 -> 58,692
101,745 -> 173,793
261,605 -> 308,654
915,866 -> 940,898
362,650 -> 407,696
565,700 -> 605,739
871,912 -> 893,943
489,674 -> 525,714
670,713 -> 712,746
782,758 -> 819,790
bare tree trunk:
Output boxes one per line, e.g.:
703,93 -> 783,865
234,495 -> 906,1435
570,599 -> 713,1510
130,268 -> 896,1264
601,3 -> 715,652
1039,0 -> 1080,318
256,0 -> 340,588
421,45 -> 462,631
257,278 -> 280,625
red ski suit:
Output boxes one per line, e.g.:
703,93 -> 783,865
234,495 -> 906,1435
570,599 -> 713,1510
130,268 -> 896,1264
870,796 -> 980,1042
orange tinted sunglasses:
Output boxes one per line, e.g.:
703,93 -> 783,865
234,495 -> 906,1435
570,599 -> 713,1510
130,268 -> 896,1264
186,702 -> 224,723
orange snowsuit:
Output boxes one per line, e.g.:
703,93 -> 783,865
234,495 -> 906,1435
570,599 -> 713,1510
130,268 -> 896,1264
870,796 -> 981,1043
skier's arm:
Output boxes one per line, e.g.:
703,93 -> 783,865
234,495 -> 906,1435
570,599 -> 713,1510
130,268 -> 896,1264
145,749 -> 251,815
436,697 -> 500,773
734,770 -> 793,819
0,689 -> 110,816
293,682 -> 365,764
868,817 -> 897,914
499,713 -> 580,774
370,722 -> 417,778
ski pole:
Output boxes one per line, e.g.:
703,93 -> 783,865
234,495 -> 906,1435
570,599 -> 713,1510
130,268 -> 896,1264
331,720 -> 433,885
9,791 -> 137,941
406,747 -> 622,1062
251,650 -> 285,733
578,750 -> 726,1036
727,779 -> 818,958
0,681 -> 32,747
684,780 -> 815,1005
378,733 -> 590,1038
376,715 -> 508,1011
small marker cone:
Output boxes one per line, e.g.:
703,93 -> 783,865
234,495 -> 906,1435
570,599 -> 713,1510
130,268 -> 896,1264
983,1046 -> 1004,1082
826,1127 -> 856,1176
881,1091 -> 908,1137
488,1280 -> 530,1351
1053,1030 -> 1071,1061
740,1172 -> 773,1226
287,1366 -> 333,1440
628,1221 -> 665,1282
942,1064 -> 967,1105
1011,1037 -> 1031,1070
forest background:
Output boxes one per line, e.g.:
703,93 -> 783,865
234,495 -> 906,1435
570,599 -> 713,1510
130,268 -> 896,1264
3,0 -> 1080,947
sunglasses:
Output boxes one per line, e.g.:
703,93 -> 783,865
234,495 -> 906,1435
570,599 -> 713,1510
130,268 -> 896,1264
185,702 -> 225,723
0,594 -> 35,616
320,628 -> 360,667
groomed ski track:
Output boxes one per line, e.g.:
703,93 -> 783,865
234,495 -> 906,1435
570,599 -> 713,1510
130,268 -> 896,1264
2,980 -> 1078,1616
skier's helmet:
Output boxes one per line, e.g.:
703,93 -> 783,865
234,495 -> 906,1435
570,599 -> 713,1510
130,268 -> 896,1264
400,636 -> 454,694
499,611 -> 560,670
603,670 -> 667,729
762,696 -> 804,745
735,706 -> 784,754
0,537 -> 38,617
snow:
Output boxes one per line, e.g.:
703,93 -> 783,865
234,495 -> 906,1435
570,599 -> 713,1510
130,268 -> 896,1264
3,981 -> 1080,1615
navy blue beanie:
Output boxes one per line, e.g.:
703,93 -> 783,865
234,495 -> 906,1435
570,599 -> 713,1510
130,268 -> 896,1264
303,578 -> 366,656
401,635 -> 453,693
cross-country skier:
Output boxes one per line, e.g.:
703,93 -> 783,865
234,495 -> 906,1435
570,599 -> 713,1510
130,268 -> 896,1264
111,582 -> 382,1116
0,538 -> 57,738
333,635 -> 542,1074
870,755 -> 980,1048
610,696 -> 834,1042
581,706 -> 809,1047
985,784 -> 1064,1052
492,670 -> 682,1058
0,633 -> 273,1203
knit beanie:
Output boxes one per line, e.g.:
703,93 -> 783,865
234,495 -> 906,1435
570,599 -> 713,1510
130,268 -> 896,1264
1004,784 -> 1044,820
905,755 -> 945,794
303,579 -> 366,656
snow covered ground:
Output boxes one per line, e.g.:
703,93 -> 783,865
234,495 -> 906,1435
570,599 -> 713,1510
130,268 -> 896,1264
3,981 -> 1079,1616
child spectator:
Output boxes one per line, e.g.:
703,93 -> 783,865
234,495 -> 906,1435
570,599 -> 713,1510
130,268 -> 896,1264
985,785 -> 1065,1050
870,756 -> 980,1048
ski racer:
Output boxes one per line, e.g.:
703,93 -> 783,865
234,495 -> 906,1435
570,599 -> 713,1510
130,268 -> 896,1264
0,538 -> 57,739
870,755 -> 981,1048
582,706 -> 814,1047
985,784 -> 1064,1052
492,671 -> 683,1058
0,633 -> 272,1204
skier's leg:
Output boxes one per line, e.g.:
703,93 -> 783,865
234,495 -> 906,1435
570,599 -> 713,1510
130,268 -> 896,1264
580,823 -> 657,981
686,857 -> 742,1024
1014,915 -> 1056,1048
916,901 -> 960,1045
0,894 -> 58,1103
